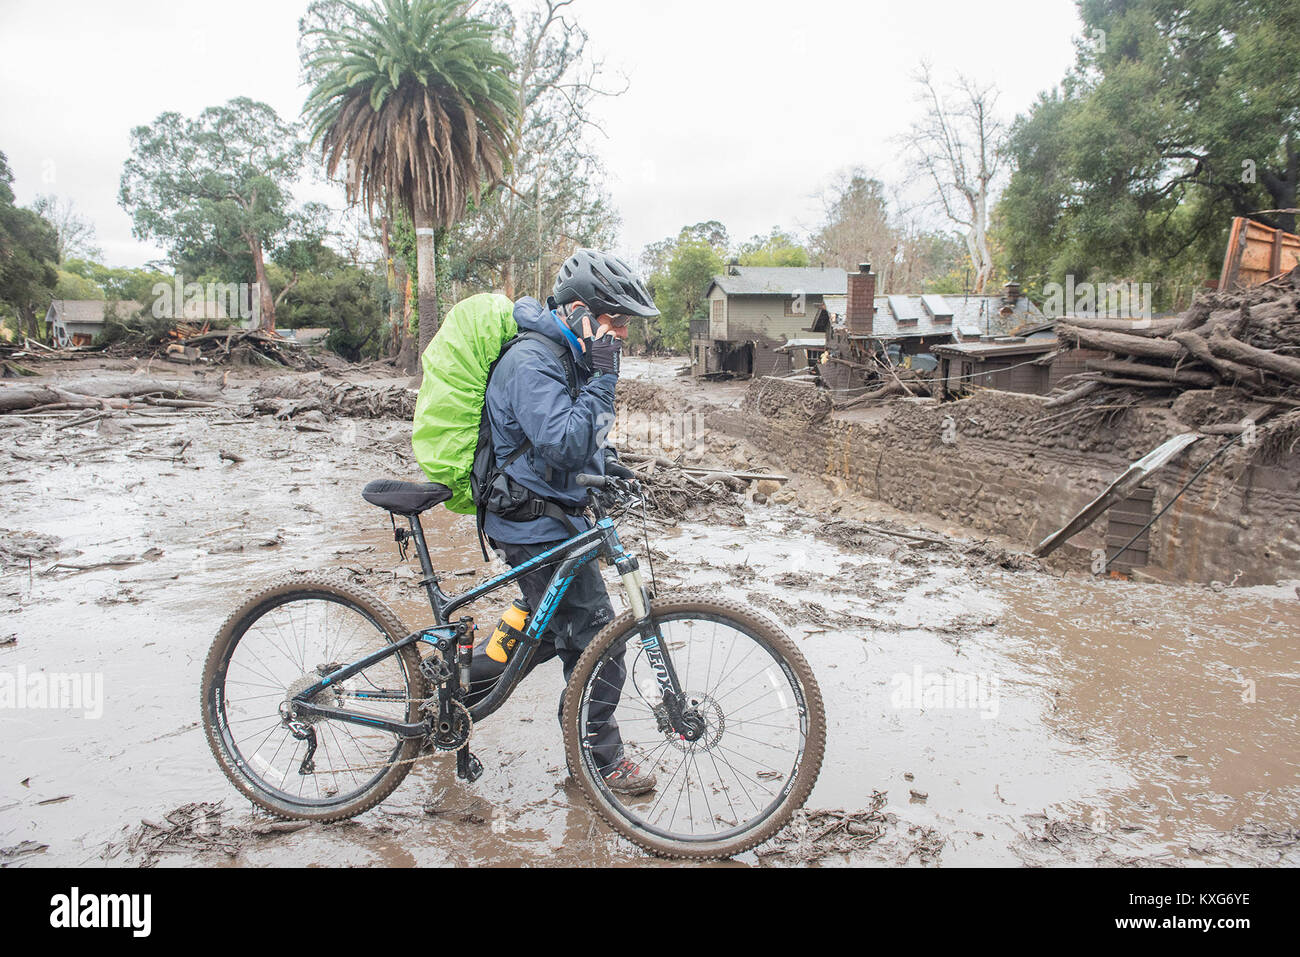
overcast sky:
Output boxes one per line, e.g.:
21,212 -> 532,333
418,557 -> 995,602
0,0 -> 1082,270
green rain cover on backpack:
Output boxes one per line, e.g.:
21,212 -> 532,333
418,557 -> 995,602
411,293 -> 518,515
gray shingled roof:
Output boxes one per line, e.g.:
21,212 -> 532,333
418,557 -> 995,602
708,266 -> 848,297
48,300 -> 147,325
863,295 -> 1043,342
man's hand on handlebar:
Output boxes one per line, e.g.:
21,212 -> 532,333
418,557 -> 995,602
604,456 -> 637,481
576,472 -> 644,504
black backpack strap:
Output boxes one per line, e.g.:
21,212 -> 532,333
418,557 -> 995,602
474,332 -> 583,561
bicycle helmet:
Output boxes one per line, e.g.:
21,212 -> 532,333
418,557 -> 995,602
552,249 -> 660,318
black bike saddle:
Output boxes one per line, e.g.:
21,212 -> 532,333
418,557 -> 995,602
362,480 -> 453,516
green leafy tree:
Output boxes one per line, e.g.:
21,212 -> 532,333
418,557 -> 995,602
119,98 -> 310,330
272,246 -> 387,360
301,0 -> 519,368
737,228 -> 810,267
0,151 -> 59,341
62,260 -> 171,304
644,231 -> 725,352
54,269 -> 104,301
999,0 -> 1300,306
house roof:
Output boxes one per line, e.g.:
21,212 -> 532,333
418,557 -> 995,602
47,300 -> 147,326
931,338 -> 1058,359
863,294 -> 1043,342
777,337 -> 828,351
707,266 -> 848,298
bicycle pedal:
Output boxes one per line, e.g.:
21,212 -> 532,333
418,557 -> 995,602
456,749 -> 484,783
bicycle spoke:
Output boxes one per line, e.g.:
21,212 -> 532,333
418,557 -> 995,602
215,594 -> 414,809
578,609 -> 809,846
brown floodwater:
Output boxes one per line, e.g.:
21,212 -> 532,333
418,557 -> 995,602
1,402 -> 1296,867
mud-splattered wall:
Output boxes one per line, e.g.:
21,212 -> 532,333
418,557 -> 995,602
707,379 -> 1300,586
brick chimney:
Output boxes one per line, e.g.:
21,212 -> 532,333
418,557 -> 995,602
1002,281 -> 1022,308
846,263 -> 876,335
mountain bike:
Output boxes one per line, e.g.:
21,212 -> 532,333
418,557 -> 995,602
200,474 -> 826,859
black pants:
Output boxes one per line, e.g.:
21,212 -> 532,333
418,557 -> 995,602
467,539 -> 627,774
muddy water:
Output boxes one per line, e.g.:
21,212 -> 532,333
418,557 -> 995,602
2,408 -> 1297,867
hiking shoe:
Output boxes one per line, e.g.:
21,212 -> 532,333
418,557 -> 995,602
604,758 -> 656,796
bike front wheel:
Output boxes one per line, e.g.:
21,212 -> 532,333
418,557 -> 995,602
562,594 -> 826,859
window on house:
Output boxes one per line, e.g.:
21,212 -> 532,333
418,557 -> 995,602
711,299 -> 724,324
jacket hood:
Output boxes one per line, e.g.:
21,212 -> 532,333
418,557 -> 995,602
514,296 -> 585,363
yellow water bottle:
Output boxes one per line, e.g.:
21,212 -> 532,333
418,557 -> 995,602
487,599 -> 531,664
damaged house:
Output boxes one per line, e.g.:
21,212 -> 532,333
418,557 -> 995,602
691,265 -> 848,378
820,265 -> 1047,393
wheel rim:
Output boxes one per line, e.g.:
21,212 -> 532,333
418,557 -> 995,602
211,593 -> 416,808
577,612 -> 809,845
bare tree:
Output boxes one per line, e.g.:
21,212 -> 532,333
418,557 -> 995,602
454,0 -> 626,300
30,194 -> 102,263
906,65 -> 1005,294
809,168 -> 896,277
807,169 -> 966,294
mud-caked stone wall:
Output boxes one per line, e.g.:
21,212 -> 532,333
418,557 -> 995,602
707,379 -> 1300,586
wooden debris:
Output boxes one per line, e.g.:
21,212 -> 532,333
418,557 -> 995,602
1046,265 -> 1300,409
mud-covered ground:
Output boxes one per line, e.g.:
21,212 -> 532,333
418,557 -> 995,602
1,356 -> 1297,867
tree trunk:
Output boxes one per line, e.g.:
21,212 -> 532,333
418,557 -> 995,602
502,258 -> 515,299
249,238 -> 277,333
19,304 -> 38,343
413,205 -> 439,378
1057,324 -> 1184,361
391,257 -> 408,358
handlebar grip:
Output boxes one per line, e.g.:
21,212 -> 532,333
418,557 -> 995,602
575,474 -> 608,489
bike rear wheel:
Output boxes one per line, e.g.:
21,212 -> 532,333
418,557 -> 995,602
201,575 -> 426,821
562,594 -> 826,859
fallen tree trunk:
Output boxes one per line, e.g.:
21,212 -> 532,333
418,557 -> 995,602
1061,315 -> 1186,337
1057,324 -> 1185,361
1207,327 -> 1300,384
1084,358 -> 1217,387
0,384 -> 103,413
1044,379 -> 1102,408
1170,330 -> 1267,386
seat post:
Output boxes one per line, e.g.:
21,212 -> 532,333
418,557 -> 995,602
406,515 -> 446,618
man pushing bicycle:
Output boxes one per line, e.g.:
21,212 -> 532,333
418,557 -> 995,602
475,249 -> 661,796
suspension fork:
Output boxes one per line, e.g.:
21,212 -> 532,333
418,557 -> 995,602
617,556 -> 700,740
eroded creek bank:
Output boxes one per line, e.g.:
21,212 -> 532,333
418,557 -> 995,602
0,361 -> 1296,867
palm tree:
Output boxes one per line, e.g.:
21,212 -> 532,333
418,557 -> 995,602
302,0 -> 519,364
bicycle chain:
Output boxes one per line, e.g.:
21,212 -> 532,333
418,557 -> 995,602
293,647 -> 474,777
292,697 -> 473,777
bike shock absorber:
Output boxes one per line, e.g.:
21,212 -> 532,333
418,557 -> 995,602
456,618 -> 475,692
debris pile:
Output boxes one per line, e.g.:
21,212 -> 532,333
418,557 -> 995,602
150,328 -> 322,370
757,791 -> 890,864
103,801 -> 312,867
0,376 -> 223,414
250,378 -> 416,421
1050,265 -> 1300,411
617,450 -> 786,526
833,366 -> 936,409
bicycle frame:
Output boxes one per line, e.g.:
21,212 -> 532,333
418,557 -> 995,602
290,498 -> 685,741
